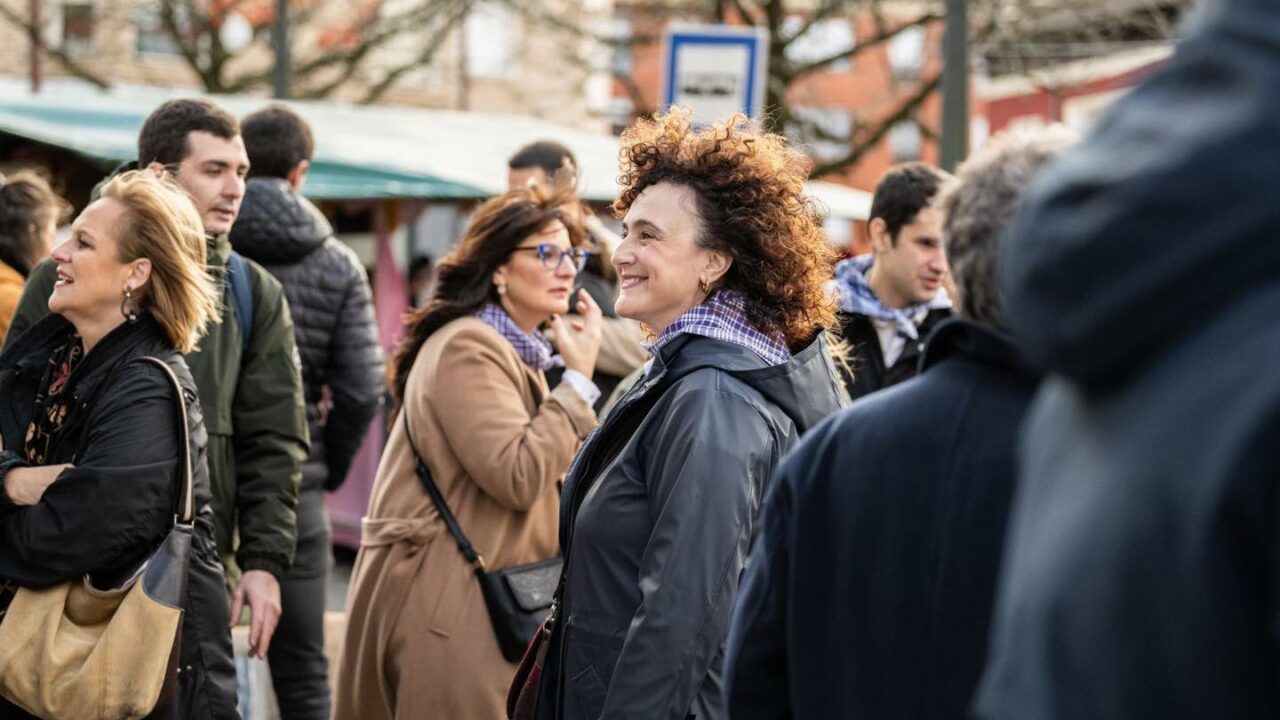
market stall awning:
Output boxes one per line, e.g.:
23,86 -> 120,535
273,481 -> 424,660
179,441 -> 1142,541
0,79 -> 871,217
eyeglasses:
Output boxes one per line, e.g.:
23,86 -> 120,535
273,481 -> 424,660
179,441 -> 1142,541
510,243 -> 591,272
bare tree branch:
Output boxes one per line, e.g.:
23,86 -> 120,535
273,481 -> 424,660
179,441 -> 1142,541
785,12 -> 942,81
0,1 -> 111,88
779,0 -> 852,50
360,0 -> 474,103
812,69 -> 942,176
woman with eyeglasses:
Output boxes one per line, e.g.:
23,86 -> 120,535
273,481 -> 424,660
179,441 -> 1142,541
334,184 -> 602,720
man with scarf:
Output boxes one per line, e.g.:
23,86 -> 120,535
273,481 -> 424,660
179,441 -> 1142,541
835,162 -> 953,399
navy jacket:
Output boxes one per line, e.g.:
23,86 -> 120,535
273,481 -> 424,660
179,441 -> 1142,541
724,319 -> 1038,720
976,1 -> 1280,717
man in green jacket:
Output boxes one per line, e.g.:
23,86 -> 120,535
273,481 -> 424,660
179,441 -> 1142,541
4,98 -> 308,660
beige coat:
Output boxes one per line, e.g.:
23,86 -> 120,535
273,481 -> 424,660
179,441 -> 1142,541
334,317 -> 596,720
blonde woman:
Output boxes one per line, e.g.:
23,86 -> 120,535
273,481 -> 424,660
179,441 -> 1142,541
0,171 -> 237,719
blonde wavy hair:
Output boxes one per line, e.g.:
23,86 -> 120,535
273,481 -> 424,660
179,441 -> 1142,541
98,171 -> 221,353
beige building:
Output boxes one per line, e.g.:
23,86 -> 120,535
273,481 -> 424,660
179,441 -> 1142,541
0,0 -> 617,131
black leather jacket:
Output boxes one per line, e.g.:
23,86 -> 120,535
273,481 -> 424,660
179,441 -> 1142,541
230,177 -> 383,492
0,315 -> 237,719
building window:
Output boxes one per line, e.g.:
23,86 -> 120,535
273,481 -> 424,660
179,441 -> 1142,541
782,16 -> 854,73
888,120 -> 922,161
888,25 -> 926,80
610,96 -> 635,135
465,4 -> 516,79
60,3 -> 94,55
610,16 -> 632,76
134,3 -> 188,57
787,106 -> 853,163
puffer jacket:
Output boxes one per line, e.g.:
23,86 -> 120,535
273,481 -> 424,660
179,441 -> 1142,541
536,333 -> 846,720
0,314 -> 237,719
230,177 -> 383,492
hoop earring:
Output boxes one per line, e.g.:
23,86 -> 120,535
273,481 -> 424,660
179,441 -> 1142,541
121,286 -> 139,323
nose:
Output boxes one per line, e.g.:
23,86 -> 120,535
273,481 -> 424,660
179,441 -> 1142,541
613,236 -> 635,272
50,237 -> 73,263
224,172 -> 245,200
556,255 -> 578,278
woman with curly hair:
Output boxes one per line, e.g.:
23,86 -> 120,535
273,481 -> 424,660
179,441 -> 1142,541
527,109 -> 847,720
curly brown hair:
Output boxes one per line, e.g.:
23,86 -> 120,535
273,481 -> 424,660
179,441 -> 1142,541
614,109 -> 839,349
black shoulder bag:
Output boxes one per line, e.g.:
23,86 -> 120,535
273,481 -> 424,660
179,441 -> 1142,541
401,410 -> 561,662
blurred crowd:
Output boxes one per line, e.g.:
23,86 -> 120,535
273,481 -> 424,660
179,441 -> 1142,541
1,1 -> 1277,719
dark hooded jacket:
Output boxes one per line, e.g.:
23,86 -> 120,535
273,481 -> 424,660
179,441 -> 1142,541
229,177 -> 383,493
535,333 -> 846,720
724,319 -> 1039,720
975,2 -> 1280,717
0,315 -> 237,719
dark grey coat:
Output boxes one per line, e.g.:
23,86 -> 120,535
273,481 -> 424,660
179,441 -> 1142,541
229,177 -> 383,493
537,333 -> 846,720
976,1 -> 1280,716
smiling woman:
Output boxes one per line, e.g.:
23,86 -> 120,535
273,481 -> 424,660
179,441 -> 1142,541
525,109 -> 847,720
0,170 -> 235,720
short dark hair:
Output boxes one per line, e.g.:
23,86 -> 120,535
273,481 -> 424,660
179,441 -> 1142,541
242,105 -> 315,180
137,98 -> 239,168
868,162 -> 949,243
508,140 -> 577,177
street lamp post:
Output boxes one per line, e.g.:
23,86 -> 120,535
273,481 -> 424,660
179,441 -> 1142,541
29,0 -> 42,93
940,0 -> 969,171
273,0 -> 290,99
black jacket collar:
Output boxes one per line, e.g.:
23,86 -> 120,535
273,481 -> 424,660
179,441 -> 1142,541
920,318 -> 1039,382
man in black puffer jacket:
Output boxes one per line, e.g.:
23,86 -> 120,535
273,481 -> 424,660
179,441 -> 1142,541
230,105 -> 383,720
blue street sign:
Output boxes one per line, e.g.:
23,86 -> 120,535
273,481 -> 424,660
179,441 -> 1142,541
660,25 -> 770,125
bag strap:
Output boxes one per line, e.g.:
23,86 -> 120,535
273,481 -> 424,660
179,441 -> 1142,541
134,357 -> 195,526
226,251 -> 254,353
401,409 -> 486,571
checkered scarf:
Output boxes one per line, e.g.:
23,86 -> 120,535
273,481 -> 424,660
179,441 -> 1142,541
834,254 -> 951,341
646,289 -> 791,366
475,304 -> 564,371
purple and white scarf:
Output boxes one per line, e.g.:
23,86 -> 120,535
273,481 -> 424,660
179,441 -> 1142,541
475,304 -> 564,371
833,254 -> 951,341
645,289 -> 791,366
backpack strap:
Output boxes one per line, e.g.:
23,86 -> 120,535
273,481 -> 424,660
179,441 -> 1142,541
225,251 -> 253,353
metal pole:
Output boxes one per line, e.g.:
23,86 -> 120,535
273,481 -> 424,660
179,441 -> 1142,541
940,0 -> 969,171
29,0 -> 42,93
272,0 -> 290,98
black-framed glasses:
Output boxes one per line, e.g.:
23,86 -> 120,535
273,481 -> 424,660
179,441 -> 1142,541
510,243 -> 591,272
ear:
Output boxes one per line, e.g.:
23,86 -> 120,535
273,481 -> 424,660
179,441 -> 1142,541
491,262 -> 509,291
702,249 -> 733,285
287,160 -> 310,192
127,258 -> 153,294
868,218 -> 891,254
145,161 -> 169,179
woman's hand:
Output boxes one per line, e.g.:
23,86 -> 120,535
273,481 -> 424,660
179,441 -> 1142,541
3,464 -> 73,506
552,292 -> 604,377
